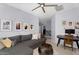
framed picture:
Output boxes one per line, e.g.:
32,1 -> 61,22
75,22 -> 79,29
30,25 -> 33,29
23,23 -> 33,30
62,21 -> 66,26
1,19 -> 11,31
68,21 -> 75,29
28,24 -> 33,30
23,23 -> 28,30
15,22 -> 22,30
69,21 -> 72,26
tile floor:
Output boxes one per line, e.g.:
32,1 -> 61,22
33,39 -> 79,55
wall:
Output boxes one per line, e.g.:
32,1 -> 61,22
51,15 -> 55,40
0,4 -> 39,38
44,20 -> 51,31
55,7 -> 79,48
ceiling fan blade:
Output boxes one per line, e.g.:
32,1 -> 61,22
55,5 -> 64,11
45,5 -> 57,7
42,7 -> 45,13
32,6 -> 40,11
43,3 -> 45,6
38,3 -> 41,5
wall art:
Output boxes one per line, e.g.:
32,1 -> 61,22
1,19 -> 11,31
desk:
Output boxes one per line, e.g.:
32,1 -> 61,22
57,35 -> 79,48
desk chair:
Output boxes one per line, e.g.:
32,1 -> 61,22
64,35 -> 73,51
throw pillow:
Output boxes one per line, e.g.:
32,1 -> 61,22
0,38 -> 12,48
32,34 -> 39,40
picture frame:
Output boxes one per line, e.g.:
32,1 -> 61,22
63,20 -> 75,29
68,21 -> 72,26
27,24 -> 33,30
75,21 -> 79,29
15,22 -> 22,30
30,25 -> 33,29
67,21 -> 75,29
23,23 -> 33,30
1,19 -> 11,31
23,23 -> 28,30
62,21 -> 66,26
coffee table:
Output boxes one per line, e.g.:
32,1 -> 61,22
38,43 -> 53,55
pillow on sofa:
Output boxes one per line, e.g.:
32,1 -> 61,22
32,34 -> 38,40
21,34 -> 32,41
0,38 -> 12,48
8,35 -> 21,46
32,33 -> 41,40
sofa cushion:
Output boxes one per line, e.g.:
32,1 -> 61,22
32,34 -> 39,40
18,39 -> 45,49
8,35 -> 21,46
21,34 -> 32,41
0,45 -> 33,55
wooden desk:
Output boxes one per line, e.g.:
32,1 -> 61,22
57,35 -> 79,48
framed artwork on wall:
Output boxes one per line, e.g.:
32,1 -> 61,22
23,23 -> 28,30
69,21 -> 72,26
67,21 -> 75,29
1,19 -> 11,31
23,23 -> 33,30
62,21 -> 66,26
15,22 -> 22,30
28,24 -> 33,30
62,20 -> 75,29
30,25 -> 33,29
62,20 -> 68,29
75,22 -> 79,29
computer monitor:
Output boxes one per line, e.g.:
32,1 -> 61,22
65,29 -> 75,34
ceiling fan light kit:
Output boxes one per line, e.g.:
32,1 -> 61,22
32,3 -> 63,13
40,5 -> 44,7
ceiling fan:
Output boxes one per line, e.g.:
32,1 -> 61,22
32,3 -> 63,13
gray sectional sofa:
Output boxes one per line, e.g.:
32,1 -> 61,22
0,34 -> 45,55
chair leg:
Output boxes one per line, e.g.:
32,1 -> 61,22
72,44 -> 73,51
64,42 -> 65,49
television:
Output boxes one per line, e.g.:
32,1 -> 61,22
65,29 -> 75,34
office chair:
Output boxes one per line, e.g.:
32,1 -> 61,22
64,35 -> 73,51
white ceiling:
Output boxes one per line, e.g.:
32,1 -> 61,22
5,3 -> 79,23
